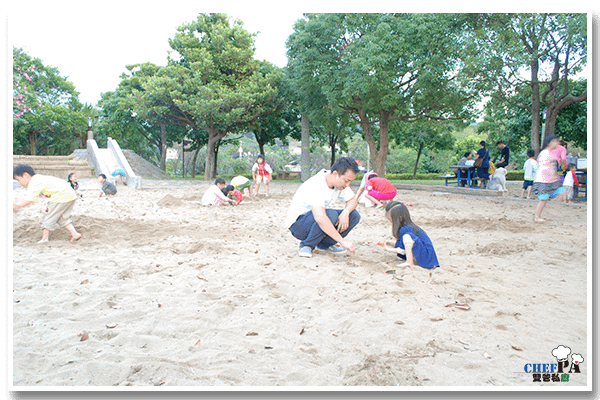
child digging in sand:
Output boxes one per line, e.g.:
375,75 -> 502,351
98,174 -> 117,197
380,201 -> 439,269
202,178 -> 237,206
222,185 -> 243,205
363,173 -> 397,208
13,164 -> 82,243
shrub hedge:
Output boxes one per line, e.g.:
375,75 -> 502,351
215,171 -> 528,181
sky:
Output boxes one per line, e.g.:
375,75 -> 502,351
6,4 -> 594,107
8,1 -> 306,105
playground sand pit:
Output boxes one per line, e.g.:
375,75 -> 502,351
11,179 -> 589,387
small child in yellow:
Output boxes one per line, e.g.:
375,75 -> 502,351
13,164 -> 82,243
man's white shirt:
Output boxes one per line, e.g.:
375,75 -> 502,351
284,169 -> 355,228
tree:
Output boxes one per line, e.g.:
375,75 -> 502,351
393,120 -> 455,178
165,13 -> 280,179
462,13 -> 587,154
13,47 -> 86,155
555,79 -> 587,150
478,76 -> 587,160
286,13 -> 479,176
123,63 -> 189,171
245,62 -> 300,156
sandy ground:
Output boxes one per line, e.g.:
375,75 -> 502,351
11,178 -> 589,388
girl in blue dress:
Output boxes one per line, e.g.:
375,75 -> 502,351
382,201 -> 440,269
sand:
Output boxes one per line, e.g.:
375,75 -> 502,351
11,178 -> 589,388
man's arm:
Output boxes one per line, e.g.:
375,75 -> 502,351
311,205 -> 355,252
337,196 -> 358,232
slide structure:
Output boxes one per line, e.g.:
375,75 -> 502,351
86,137 -> 142,189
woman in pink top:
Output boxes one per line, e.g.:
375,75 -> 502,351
551,139 -> 568,171
532,135 -> 566,222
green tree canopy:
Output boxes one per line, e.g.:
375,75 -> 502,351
461,13 -> 587,153
164,13 -> 281,179
286,13 -> 479,176
13,47 -> 86,155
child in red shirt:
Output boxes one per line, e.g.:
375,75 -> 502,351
223,185 -> 243,205
364,174 -> 397,208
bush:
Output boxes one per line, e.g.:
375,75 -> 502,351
506,171 -> 525,181
384,173 -> 441,180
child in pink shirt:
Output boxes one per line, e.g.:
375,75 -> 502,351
364,174 -> 397,208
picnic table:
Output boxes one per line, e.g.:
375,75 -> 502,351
450,165 -> 479,188
574,170 -> 587,201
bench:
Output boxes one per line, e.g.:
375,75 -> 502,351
276,171 -> 291,180
437,174 -> 456,186
276,171 -> 300,180
574,171 -> 587,201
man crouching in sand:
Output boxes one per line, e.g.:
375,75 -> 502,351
13,164 -> 82,243
284,157 -> 361,258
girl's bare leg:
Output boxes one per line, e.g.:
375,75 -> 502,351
535,200 -> 548,221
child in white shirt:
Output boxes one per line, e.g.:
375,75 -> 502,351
202,178 -> 236,206
521,149 -> 537,199
563,164 -> 579,203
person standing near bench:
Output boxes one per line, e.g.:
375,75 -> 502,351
475,141 -> 491,188
495,141 -> 510,168
285,157 -> 361,258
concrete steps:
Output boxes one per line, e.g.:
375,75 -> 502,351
13,155 -> 94,179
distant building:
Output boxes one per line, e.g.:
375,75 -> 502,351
166,148 -> 179,160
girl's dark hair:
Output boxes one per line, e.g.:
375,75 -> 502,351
67,173 -> 76,182
366,173 -> 378,181
526,149 -> 535,158
480,141 -> 487,147
541,134 -> 559,150
215,177 -> 226,185
257,154 -> 265,161
385,201 -> 421,239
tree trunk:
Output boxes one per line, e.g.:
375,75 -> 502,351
540,59 -> 588,140
159,120 -> 167,171
190,147 -> 201,178
329,133 -> 337,167
301,114 -> 310,182
204,130 -> 227,180
212,141 -> 220,178
254,129 -> 266,156
412,142 -> 424,179
530,52 -> 542,155
362,109 -> 390,177
28,131 -> 37,156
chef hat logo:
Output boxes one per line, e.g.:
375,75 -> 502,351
571,354 -> 584,365
552,345 -> 571,362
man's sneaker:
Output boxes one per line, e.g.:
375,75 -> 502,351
298,246 -> 313,258
317,245 -> 347,254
